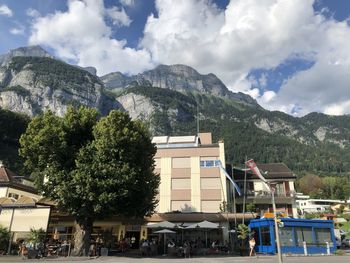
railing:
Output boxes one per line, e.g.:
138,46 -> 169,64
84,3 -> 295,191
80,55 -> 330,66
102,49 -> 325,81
242,190 -> 296,198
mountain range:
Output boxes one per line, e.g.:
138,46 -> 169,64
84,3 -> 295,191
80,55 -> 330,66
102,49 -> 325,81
1,46 -> 350,175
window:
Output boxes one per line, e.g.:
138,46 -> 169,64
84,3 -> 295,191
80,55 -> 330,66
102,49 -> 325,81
200,160 -> 221,168
315,228 -> 332,246
280,227 -> 294,246
261,227 -> 271,246
8,193 -> 19,199
295,227 -> 314,246
172,179 -> 191,189
172,157 -> 191,168
201,178 -> 221,189
171,201 -> 192,212
201,200 -> 221,212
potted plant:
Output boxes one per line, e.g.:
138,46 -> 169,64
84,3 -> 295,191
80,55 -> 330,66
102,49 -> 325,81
236,223 -> 249,256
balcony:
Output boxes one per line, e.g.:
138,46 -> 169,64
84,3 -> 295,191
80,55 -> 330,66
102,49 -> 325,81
236,190 -> 296,205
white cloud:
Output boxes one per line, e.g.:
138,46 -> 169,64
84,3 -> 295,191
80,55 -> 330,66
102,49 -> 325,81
106,6 -> 132,27
10,25 -> 25,35
324,100 -> 350,116
26,8 -> 41,18
29,0 -> 152,75
140,0 -> 350,116
27,0 -> 350,116
0,4 -> 13,17
120,0 -> 135,7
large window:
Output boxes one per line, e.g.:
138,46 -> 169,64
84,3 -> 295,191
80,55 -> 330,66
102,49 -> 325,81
280,227 -> 294,246
315,228 -> 332,246
295,227 -> 314,246
261,227 -> 271,246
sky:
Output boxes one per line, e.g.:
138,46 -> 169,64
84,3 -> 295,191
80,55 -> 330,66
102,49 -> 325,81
1,0 -> 350,117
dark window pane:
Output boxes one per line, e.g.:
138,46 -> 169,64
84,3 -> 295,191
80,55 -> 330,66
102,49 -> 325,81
206,161 -> 214,167
251,228 -> 260,246
261,227 -> 271,246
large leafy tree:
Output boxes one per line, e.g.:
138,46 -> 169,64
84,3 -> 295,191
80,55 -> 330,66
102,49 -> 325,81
19,107 -> 159,255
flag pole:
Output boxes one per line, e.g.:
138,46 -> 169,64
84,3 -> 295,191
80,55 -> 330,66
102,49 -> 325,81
242,156 -> 247,225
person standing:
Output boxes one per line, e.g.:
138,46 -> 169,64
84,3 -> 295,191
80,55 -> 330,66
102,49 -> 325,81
249,236 -> 256,257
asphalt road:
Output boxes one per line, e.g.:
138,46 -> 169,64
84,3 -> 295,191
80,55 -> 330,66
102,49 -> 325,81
1,255 -> 350,263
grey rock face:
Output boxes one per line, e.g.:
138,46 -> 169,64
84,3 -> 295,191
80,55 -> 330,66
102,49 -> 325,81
0,45 -> 52,66
0,56 -> 118,116
101,64 -> 258,106
116,93 -> 155,121
101,72 -> 133,89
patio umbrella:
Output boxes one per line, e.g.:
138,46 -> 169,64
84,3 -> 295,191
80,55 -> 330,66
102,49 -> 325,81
153,229 -> 176,254
147,220 -> 179,229
186,220 -> 220,247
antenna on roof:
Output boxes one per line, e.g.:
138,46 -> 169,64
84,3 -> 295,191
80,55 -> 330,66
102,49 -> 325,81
196,101 -> 199,134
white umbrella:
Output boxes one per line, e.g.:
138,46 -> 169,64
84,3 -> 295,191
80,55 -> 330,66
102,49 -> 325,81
186,220 -> 220,247
147,220 -> 181,229
186,220 -> 219,229
154,229 -> 176,254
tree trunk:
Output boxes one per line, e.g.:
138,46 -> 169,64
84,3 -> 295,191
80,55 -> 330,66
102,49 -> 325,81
72,218 -> 93,256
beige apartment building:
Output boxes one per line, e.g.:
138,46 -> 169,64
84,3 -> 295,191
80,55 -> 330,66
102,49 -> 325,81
153,132 -> 227,213
44,132 -> 249,247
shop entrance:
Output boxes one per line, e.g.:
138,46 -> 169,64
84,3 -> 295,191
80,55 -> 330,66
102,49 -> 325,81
125,231 -> 140,249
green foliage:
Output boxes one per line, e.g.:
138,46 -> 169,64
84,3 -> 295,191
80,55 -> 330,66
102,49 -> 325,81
304,212 -> 323,219
237,224 -> 249,241
0,108 -> 29,173
120,86 -> 350,175
296,175 -> 350,200
9,56 -> 99,87
246,203 -> 256,213
0,225 -> 10,253
27,228 -> 46,245
19,107 -> 160,223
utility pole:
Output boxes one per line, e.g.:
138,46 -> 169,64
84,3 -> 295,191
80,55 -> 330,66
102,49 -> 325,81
7,207 -> 15,255
271,184 -> 283,263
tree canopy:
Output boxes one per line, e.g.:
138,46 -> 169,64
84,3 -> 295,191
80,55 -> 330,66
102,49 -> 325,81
19,107 -> 160,255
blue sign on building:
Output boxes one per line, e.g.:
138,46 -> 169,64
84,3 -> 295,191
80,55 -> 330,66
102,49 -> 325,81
249,218 -> 336,254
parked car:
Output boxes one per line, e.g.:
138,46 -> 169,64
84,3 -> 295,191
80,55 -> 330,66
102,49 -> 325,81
341,238 -> 350,248
339,229 -> 348,236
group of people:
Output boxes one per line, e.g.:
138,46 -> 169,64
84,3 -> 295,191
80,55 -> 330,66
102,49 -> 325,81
140,238 -> 159,256
16,238 -> 70,259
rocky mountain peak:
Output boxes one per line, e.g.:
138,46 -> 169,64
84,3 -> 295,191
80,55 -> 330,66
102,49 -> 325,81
152,64 -> 200,77
0,45 -> 53,66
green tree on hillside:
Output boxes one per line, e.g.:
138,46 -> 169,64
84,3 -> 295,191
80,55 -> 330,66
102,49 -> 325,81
19,107 -> 160,256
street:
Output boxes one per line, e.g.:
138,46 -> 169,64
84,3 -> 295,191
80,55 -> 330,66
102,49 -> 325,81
1,255 -> 350,263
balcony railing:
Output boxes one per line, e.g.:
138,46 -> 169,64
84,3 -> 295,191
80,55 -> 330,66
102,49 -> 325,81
242,190 -> 296,198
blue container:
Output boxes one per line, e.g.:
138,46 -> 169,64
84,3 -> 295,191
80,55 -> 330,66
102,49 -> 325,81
249,218 -> 336,254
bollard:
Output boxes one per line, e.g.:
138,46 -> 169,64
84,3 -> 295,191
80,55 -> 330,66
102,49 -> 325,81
326,242 -> 330,255
303,241 -> 308,256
